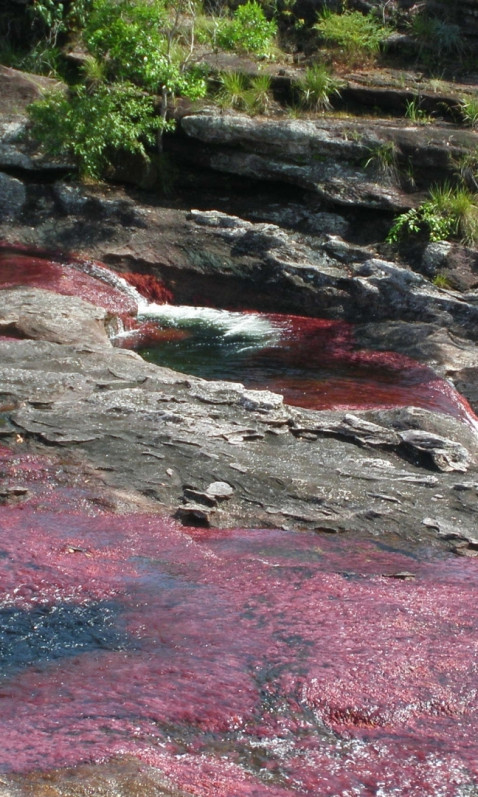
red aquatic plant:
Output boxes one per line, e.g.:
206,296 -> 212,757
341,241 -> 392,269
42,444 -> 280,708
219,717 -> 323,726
0,445 -> 477,795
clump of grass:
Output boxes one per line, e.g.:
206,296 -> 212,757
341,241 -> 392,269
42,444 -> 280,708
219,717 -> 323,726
363,140 -> 399,182
81,54 -> 107,89
314,8 -> 388,64
387,182 -> 478,246
404,96 -> 432,125
216,71 -> 249,110
432,273 -> 453,289
410,13 -> 463,59
460,97 -> 478,129
245,73 -> 273,114
451,149 -> 478,192
17,41 -> 62,77
215,71 -> 273,114
293,64 -> 342,112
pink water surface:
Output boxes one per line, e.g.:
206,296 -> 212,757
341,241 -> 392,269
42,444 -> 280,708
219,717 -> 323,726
0,445 -> 477,795
259,314 -> 478,424
0,241 -> 138,316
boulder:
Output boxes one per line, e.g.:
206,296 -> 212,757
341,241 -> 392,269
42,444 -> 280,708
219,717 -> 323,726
0,172 -> 26,219
0,287 -> 114,347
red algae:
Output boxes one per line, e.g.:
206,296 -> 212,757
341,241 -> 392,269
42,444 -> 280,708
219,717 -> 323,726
122,272 -> 173,304
0,242 -> 138,316
0,447 -> 477,795
262,314 -> 478,424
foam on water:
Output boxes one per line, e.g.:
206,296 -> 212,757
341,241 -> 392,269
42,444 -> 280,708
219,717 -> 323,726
138,302 -> 282,344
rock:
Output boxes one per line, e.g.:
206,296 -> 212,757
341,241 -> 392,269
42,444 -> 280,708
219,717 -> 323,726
399,429 -> 471,472
180,113 -> 477,208
0,287 -> 114,347
0,66 -> 63,116
205,481 -> 234,499
0,172 -> 26,219
1,330 -> 476,543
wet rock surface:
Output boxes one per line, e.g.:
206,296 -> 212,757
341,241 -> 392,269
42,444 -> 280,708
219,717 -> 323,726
1,303 -> 477,544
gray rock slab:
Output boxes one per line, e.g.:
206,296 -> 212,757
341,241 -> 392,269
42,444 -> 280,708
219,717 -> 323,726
0,287 -> 113,347
2,335 -> 478,548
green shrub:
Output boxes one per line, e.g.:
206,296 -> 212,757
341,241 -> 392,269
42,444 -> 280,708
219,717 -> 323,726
83,0 -> 207,99
293,64 -> 342,112
29,83 -> 167,179
387,183 -> 478,246
314,8 -> 388,63
410,13 -> 463,58
217,1 -> 278,57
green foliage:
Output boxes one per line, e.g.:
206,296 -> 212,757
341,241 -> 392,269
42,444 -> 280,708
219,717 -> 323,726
216,71 -> 273,114
29,0 -> 92,40
387,183 -> 478,246
404,96 -> 432,125
293,63 -> 342,112
83,0 -> 207,99
217,1 -> 278,57
410,13 -> 463,59
460,97 -> 478,129
29,83 -> 167,179
314,8 -> 388,63
363,141 -> 398,181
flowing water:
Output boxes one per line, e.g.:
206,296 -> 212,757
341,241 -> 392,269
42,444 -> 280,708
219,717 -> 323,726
134,303 -> 477,424
1,244 -> 478,794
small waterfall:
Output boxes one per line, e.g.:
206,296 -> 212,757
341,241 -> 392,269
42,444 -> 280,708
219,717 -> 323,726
137,302 -> 282,348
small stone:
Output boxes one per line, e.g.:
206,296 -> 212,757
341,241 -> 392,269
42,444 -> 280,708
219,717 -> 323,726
205,481 -> 234,500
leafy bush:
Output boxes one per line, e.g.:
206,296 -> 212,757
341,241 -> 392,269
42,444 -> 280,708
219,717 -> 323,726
314,8 -> 388,63
217,1 -> 277,57
387,183 -> 478,246
83,0 -> 207,99
293,64 -> 342,112
29,83 -> 167,178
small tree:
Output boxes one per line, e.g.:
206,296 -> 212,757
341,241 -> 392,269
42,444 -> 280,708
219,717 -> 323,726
83,0 -> 208,135
29,83 -> 166,179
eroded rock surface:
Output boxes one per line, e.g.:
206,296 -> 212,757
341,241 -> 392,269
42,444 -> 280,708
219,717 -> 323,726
1,290 -> 477,546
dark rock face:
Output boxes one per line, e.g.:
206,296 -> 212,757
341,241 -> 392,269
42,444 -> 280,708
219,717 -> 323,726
179,114 -> 477,210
